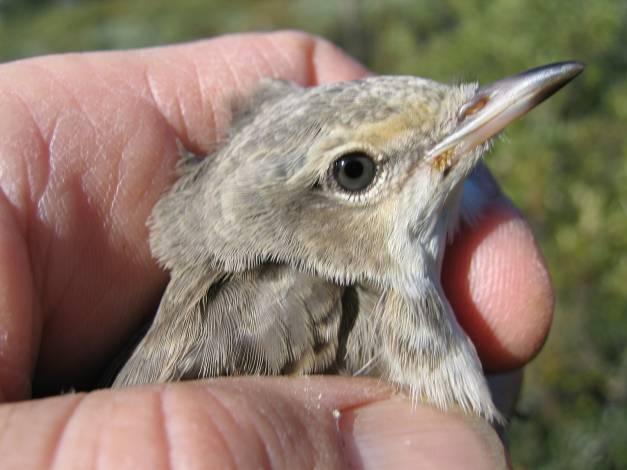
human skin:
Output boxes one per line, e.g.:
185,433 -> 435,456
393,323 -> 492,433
0,31 -> 553,469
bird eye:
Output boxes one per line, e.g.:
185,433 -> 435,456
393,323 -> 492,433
332,152 -> 377,192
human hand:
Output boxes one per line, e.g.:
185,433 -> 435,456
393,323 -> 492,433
0,31 -> 552,469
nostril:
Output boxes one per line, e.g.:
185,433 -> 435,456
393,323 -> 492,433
460,96 -> 489,120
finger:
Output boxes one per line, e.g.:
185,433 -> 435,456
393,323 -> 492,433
0,194 -> 38,401
0,377 -> 508,470
0,31 -> 369,396
442,164 -> 554,371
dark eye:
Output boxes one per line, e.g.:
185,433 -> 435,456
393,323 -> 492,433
333,152 -> 376,192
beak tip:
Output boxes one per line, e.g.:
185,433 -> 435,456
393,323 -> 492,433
528,60 -> 585,87
557,60 -> 586,79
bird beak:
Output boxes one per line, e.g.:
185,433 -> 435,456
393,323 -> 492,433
426,61 -> 584,168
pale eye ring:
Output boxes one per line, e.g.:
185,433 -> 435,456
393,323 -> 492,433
332,152 -> 377,192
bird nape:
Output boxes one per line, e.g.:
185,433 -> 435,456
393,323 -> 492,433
112,62 -> 583,423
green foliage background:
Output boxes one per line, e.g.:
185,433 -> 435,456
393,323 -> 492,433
1,1 -> 625,468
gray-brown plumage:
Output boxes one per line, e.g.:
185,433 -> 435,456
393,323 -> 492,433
113,62 -> 583,422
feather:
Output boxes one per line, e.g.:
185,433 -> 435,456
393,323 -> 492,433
113,264 -> 345,386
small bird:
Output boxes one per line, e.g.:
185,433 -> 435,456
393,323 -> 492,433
113,62 -> 583,422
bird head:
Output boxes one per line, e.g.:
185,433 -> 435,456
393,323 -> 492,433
151,62 -> 583,289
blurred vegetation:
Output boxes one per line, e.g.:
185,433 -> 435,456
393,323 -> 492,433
1,0 -> 625,468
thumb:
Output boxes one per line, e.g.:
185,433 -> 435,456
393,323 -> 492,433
342,399 -> 508,469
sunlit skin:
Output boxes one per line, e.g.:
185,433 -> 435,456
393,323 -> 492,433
0,31 -> 553,468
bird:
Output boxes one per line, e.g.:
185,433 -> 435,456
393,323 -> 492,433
112,62 -> 584,423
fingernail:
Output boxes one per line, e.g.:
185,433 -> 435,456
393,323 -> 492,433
339,399 -> 508,469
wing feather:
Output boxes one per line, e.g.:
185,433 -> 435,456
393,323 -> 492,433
113,264 -> 345,387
